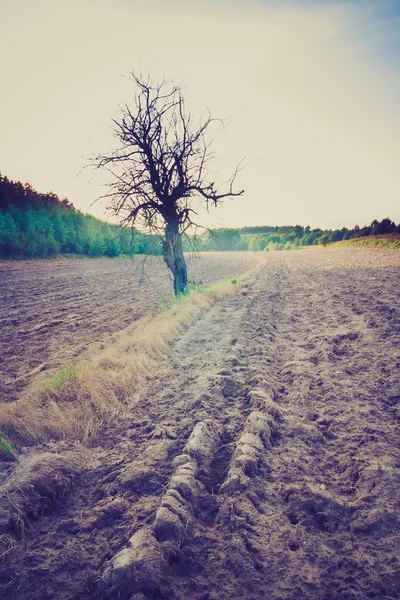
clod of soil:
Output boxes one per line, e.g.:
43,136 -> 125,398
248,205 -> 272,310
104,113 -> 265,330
0,451 -> 83,538
101,528 -> 166,598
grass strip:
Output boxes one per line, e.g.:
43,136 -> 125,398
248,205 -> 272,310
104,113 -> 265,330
0,269 -> 256,450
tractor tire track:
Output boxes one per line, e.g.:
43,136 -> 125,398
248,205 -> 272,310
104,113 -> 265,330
1,248 -> 399,600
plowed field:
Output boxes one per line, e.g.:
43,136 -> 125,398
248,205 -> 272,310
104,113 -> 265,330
1,248 -> 400,600
0,253 -> 256,403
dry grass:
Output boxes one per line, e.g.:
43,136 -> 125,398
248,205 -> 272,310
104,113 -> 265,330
0,272 -> 255,449
332,234 -> 400,250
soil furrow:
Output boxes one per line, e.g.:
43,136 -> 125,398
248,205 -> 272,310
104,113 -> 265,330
0,248 -> 399,599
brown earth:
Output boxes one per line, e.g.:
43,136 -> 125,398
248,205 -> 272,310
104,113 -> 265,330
0,253 -> 256,403
1,247 -> 400,600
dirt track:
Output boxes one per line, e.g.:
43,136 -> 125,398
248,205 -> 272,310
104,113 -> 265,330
1,248 -> 400,600
0,253 -> 255,403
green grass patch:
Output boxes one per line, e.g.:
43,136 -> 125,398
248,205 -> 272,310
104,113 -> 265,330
187,279 -> 204,292
44,362 -> 78,393
0,437 -> 18,461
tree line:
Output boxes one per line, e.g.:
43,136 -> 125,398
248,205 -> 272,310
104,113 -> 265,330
199,219 -> 400,252
0,174 -> 398,259
0,175 -> 161,258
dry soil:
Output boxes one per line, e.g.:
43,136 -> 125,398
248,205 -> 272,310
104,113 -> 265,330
0,248 -> 399,600
0,253 -> 255,403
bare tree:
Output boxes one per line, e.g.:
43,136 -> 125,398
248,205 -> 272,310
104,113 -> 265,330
93,73 -> 244,295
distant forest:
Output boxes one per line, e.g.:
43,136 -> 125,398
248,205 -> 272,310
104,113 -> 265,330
201,219 -> 400,252
0,174 -> 399,258
0,175 -> 161,258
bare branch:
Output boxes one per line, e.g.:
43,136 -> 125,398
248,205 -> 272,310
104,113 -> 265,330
90,72 -> 245,294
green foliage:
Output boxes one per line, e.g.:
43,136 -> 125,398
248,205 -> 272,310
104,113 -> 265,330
370,218 -> 395,235
0,173 -> 163,259
1,174 -> 398,257
248,233 -> 267,252
195,217 -> 400,253
266,241 -> 284,251
201,228 -> 241,251
231,278 -> 237,285
265,233 -> 281,244
318,233 -> 331,247
234,239 -> 248,251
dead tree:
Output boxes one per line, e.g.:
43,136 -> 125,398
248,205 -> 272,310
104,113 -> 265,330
93,73 -> 244,295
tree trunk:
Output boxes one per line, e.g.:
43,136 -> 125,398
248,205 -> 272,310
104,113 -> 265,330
163,221 -> 188,295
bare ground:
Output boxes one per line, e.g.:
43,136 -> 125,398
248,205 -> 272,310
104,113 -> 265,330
1,247 -> 400,600
0,253 -> 256,403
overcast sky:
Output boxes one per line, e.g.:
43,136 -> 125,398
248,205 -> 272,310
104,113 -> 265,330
1,0 -> 399,229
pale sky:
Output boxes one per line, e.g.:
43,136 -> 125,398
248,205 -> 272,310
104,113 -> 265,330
1,0 -> 399,229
